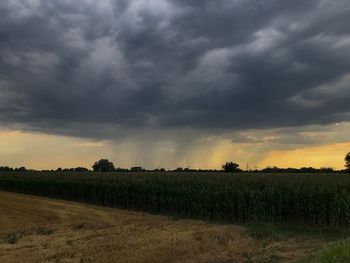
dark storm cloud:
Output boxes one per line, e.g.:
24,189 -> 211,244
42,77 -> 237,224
1,0 -> 350,138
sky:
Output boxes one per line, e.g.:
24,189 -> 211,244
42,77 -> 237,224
0,0 -> 350,170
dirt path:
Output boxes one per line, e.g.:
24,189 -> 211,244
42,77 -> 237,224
0,191 -> 319,263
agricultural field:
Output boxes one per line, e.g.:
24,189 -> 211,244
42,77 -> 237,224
0,190 -> 349,263
1,172 -> 350,226
1,172 -> 350,262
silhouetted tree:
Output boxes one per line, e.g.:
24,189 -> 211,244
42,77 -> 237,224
115,167 -> 129,172
14,167 -> 26,171
320,167 -> 334,173
74,167 -> 89,172
300,167 -> 317,173
92,159 -> 115,172
345,152 -> 350,172
130,166 -> 144,172
222,162 -> 240,172
261,166 -> 282,173
0,166 -> 13,171
153,168 -> 166,172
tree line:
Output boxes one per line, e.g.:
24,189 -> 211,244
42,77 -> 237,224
2,152 -> 349,173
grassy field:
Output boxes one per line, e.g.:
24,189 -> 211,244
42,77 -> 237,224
1,172 -> 350,226
0,191 -> 338,263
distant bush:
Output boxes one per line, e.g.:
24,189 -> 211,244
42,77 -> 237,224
4,232 -> 24,244
0,166 -> 27,172
130,167 -> 145,172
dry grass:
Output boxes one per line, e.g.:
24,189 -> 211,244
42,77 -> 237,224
0,191 -> 320,263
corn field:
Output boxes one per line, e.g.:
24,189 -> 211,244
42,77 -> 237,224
0,172 -> 350,226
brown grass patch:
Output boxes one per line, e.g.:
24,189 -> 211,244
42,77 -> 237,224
0,192 -> 322,263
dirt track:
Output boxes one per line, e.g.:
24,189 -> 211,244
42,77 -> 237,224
0,191 -> 319,263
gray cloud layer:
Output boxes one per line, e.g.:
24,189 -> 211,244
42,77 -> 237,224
1,0 -> 350,138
